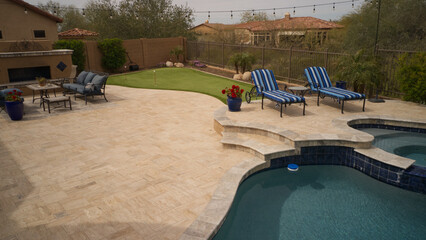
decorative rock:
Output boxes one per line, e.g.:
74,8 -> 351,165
233,74 -> 243,80
242,72 -> 252,81
174,62 -> 184,68
166,61 -> 173,67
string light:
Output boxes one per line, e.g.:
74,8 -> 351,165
230,10 -> 233,19
136,14 -> 139,20
32,0 -> 360,20
24,7 -> 27,14
54,7 -> 57,14
109,10 -> 112,19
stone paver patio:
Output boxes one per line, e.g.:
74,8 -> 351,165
1,85 -> 425,240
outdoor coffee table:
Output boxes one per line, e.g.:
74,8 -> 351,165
27,83 -> 60,107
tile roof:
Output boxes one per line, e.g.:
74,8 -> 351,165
234,16 -> 343,31
192,15 -> 343,32
8,0 -> 63,23
58,28 -> 99,37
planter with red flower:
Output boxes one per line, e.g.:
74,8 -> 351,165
222,85 -> 244,112
4,89 -> 24,121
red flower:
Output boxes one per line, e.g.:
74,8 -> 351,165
222,85 -> 244,99
12,96 -> 16,99
18,92 -> 22,96
13,89 -> 16,92
8,92 -> 12,94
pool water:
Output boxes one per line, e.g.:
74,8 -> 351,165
213,166 -> 426,240
358,128 -> 426,167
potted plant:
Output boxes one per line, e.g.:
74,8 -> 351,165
4,89 -> 24,121
222,85 -> 244,112
36,76 -> 47,86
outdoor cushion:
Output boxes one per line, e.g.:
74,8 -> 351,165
251,69 -> 279,93
319,87 -> 365,100
76,71 -> 88,84
91,75 -> 107,91
83,72 -> 97,85
63,83 -> 86,93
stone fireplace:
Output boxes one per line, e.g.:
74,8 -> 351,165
0,49 -> 73,85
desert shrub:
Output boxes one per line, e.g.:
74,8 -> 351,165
97,38 -> 126,72
396,52 -> 426,104
53,40 -> 85,72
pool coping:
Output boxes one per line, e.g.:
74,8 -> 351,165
180,108 -> 426,240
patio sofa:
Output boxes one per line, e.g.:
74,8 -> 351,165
62,71 -> 109,105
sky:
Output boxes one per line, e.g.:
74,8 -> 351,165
25,0 -> 361,25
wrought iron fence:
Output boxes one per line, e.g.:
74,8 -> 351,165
186,41 -> 419,97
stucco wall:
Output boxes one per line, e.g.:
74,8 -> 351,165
0,0 -> 58,42
83,37 -> 186,72
0,50 -> 73,84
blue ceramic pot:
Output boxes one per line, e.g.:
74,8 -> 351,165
5,100 -> 24,121
227,96 -> 242,112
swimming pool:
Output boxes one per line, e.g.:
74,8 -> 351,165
213,165 -> 426,240
356,128 -> 426,167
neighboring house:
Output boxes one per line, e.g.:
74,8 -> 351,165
0,0 -> 74,85
58,28 -> 99,40
190,20 -> 236,42
0,0 -> 62,46
191,13 -> 343,46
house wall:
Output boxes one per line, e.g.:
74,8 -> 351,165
0,0 -> 59,42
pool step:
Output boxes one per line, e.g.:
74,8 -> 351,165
221,132 -> 296,161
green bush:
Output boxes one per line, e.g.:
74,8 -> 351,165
228,52 -> 256,73
397,52 -> 426,104
97,38 -> 126,73
53,40 -> 85,72
170,46 -> 184,62
335,50 -> 383,95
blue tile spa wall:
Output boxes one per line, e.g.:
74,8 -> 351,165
350,124 -> 426,133
270,146 -> 426,194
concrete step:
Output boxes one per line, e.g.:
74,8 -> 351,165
221,132 -> 296,161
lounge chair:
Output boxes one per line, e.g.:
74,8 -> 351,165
304,67 -> 365,114
251,69 -> 305,117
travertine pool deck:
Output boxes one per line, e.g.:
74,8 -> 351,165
1,86 -> 425,240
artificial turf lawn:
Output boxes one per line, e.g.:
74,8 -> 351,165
107,68 -> 255,104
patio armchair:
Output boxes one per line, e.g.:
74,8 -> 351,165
251,69 -> 306,117
304,67 -> 365,114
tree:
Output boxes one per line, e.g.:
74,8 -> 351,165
340,0 -> 426,52
38,1 -> 89,32
240,11 -> 268,23
84,0 -> 193,39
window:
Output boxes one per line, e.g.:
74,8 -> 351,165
34,30 -> 46,38
251,32 -> 271,45
0,30 -> 2,39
